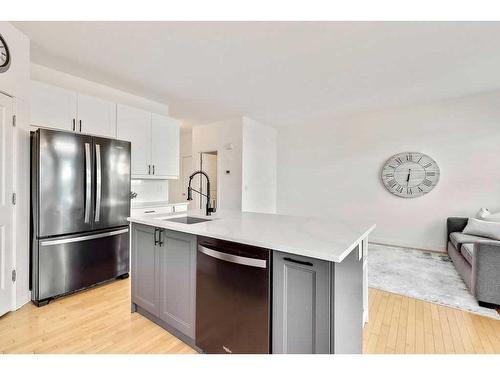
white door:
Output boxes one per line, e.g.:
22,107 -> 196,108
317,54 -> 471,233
151,114 -> 180,178
0,94 -> 14,317
30,80 -> 77,131
201,153 -> 217,209
116,104 -> 152,176
77,94 -> 116,137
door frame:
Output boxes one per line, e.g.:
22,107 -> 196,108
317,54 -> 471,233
0,92 -> 16,314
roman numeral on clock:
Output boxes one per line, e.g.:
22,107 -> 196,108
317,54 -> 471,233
422,179 -> 432,187
426,171 -> 436,176
423,162 -> 432,168
406,154 -> 413,161
388,179 -> 397,188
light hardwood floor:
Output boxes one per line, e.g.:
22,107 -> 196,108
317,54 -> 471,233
0,278 -> 499,354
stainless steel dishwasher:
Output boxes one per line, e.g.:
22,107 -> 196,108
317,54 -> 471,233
196,236 -> 271,354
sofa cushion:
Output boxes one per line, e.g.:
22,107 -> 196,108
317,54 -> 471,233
461,243 -> 474,265
449,232 -> 490,249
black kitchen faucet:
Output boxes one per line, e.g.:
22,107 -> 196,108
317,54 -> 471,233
187,170 -> 216,216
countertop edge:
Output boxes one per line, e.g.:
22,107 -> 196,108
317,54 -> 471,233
127,217 -> 376,263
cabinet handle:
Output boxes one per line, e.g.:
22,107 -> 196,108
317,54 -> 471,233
153,165 -> 155,175
284,257 -> 313,267
72,118 -> 76,131
148,165 -> 151,175
154,228 -> 159,245
144,210 -> 156,214
158,229 -> 164,246
79,119 -> 82,132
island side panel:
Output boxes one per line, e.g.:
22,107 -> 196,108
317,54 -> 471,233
331,243 -> 364,354
362,238 -> 369,325
272,251 -> 330,354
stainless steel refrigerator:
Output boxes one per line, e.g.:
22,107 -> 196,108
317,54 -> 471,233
30,128 -> 131,306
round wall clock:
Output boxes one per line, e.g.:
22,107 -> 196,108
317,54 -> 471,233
381,152 -> 440,198
0,33 -> 11,73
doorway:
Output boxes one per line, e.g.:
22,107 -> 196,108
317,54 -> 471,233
196,151 -> 218,211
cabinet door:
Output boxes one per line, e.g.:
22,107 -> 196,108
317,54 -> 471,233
77,94 -> 116,137
158,229 -> 196,339
151,113 -> 180,178
116,104 -> 151,176
131,224 -> 159,316
31,80 -> 77,131
272,251 -> 330,354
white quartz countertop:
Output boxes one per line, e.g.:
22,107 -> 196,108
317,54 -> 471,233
128,210 -> 375,263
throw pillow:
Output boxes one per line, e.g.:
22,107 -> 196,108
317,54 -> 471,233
463,218 -> 500,241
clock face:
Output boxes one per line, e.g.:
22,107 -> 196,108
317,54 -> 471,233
381,152 -> 440,198
0,34 -> 11,73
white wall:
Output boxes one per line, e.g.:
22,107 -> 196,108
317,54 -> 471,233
0,22 -> 31,309
30,63 -> 169,115
168,131 -> 193,204
192,118 -> 243,210
277,91 -> 500,251
131,180 -> 169,207
242,117 -> 277,213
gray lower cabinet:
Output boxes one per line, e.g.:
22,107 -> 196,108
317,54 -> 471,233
273,247 -> 364,354
272,251 -> 331,354
158,230 -> 197,339
131,223 -> 196,342
131,224 -> 159,316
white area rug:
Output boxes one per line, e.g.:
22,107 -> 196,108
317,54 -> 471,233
368,243 -> 499,320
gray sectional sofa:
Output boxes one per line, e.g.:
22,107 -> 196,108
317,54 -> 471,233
447,217 -> 500,308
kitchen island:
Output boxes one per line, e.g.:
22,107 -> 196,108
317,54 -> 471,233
128,210 -> 375,354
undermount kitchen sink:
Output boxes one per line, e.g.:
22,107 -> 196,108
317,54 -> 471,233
163,216 -> 213,224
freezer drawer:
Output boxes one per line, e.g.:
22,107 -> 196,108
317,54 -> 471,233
32,228 -> 129,303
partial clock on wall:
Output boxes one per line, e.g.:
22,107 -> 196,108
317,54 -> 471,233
0,33 -> 11,73
381,152 -> 440,198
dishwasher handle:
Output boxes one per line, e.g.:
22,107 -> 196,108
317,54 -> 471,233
198,245 -> 267,269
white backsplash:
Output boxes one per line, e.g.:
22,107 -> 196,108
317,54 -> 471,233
131,179 -> 169,206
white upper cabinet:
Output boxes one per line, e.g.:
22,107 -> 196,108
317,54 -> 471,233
77,94 -> 116,137
117,105 -> 180,179
31,80 -> 77,131
31,80 -> 116,138
151,114 -> 180,178
116,104 -> 152,177
31,81 -> 180,180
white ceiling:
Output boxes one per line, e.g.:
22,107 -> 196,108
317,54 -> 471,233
13,21 -> 500,127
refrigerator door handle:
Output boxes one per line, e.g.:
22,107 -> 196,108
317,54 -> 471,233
84,143 -> 92,223
95,143 -> 102,222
